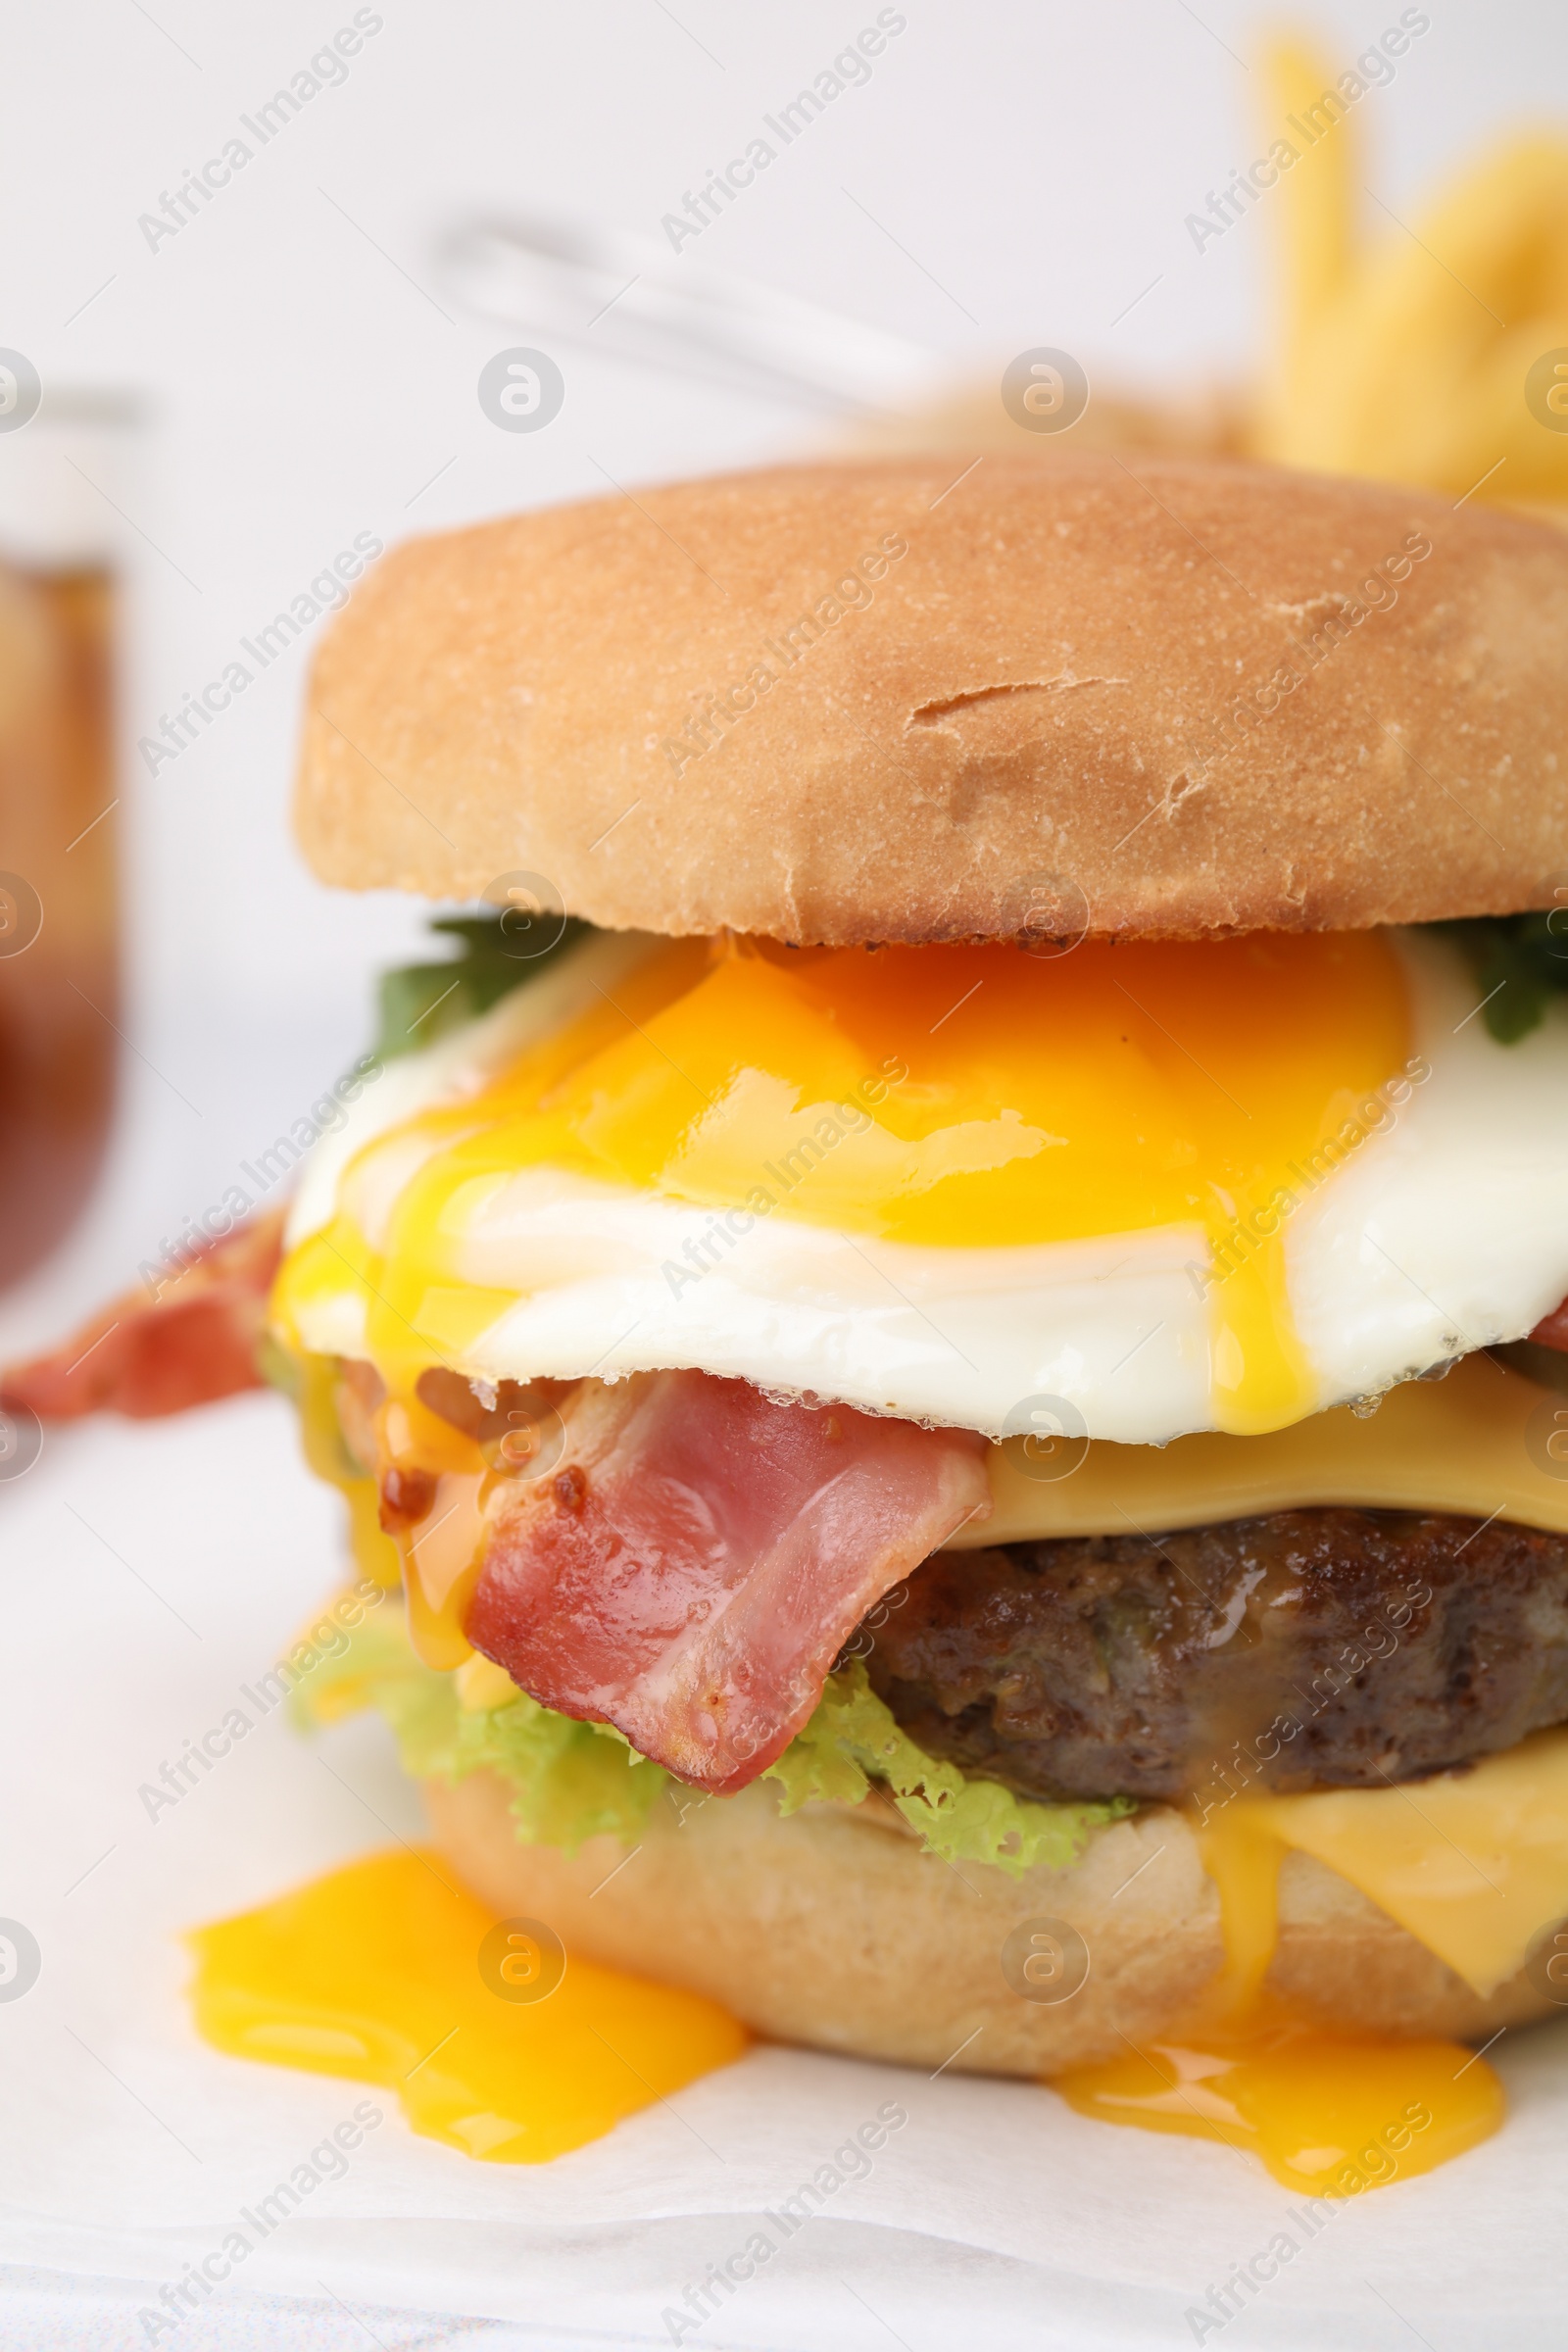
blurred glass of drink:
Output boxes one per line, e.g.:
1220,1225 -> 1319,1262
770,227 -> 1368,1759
0,386 -> 136,1293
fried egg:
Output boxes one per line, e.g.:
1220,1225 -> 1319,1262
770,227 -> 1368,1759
274,924 -> 1568,1448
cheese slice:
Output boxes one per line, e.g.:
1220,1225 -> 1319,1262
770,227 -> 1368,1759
1204,1726 -> 1568,1998
953,1352 -> 1568,1546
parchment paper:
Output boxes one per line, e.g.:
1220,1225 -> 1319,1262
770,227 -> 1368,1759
4,1396 -> 1565,2350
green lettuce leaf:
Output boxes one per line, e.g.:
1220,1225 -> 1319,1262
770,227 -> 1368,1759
373,912 -> 589,1063
296,1611 -> 1132,1876
764,1658 -> 1133,1877
292,1610 -> 665,1852
1433,912 -> 1568,1044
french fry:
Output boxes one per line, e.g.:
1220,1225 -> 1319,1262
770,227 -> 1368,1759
1253,45 -> 1568,507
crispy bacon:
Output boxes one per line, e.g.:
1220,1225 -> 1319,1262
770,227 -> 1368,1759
1531,1297 -> 1568,1352
464,1368 -> 991,1794
0,1206 -> 284,1421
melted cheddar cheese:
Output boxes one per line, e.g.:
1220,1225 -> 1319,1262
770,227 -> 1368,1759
967,1350 -> 1568,1544
1202,1723 -> 1568,2002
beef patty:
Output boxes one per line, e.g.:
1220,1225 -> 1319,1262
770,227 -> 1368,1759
862,1510 -> 1568,1808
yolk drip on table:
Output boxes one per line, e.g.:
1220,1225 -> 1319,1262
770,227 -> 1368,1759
188,1848 -> 747,2164
1052,1794 -> 1511,2194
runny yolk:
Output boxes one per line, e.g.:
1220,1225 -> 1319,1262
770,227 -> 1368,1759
186,1848 -> 748,2163
1050,1809 -> 1505,2194
272,929 -> 1410,1441
1050,2019 -> 1503,2196
193,1839 -> 1505,2190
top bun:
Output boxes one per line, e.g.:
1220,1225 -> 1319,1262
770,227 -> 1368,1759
295,457 -> 1568,943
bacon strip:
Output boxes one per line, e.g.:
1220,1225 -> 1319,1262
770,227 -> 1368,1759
464,1369 -> 991,1794
0,1207 -> 284,1420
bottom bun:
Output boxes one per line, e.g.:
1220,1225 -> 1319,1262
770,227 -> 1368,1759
427,1770 -> 1555,2074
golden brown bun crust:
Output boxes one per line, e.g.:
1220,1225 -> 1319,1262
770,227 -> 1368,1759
427,1771 -> 1554,2075
296,458 -> 1568,944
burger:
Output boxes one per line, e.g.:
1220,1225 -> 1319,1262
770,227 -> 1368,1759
16,453 -> 1568,2111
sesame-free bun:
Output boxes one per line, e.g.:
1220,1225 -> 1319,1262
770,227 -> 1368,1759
426,1769 -> 1554,2075
295,457 -> 1568,945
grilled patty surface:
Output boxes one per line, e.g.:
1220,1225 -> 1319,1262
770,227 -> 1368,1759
863,1510 -> 1568,1805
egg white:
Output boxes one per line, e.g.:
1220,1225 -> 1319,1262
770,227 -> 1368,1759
286,927 -> 1568,1446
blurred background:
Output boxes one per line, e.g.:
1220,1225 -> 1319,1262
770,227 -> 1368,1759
3,0 -> 1567,1355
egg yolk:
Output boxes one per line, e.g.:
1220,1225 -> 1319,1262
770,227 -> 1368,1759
189,1841 -> 1502,2191
272,929 -> 1410,1438
1050,2016 -> 1502,2196
187,1848 -> 747,2163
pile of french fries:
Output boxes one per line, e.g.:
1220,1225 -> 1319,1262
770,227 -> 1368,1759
869,42 -> 1568,514
1254,43 -> 1568,512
